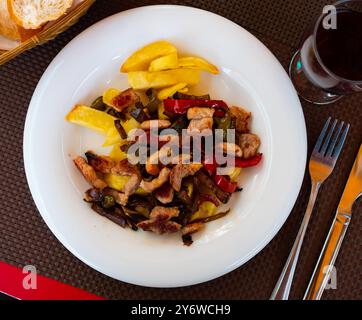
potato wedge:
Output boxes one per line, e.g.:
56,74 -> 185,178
121,40 -> 177,72
178,87 -> 189,94
157,82 -> 188,100
149,52 -> 178,72
103,128 -> 122,147
178,57 -> 219,74
128,69 -> 200,90
66,105 -> 116,134
66,105 -> 140,147
122,117 -> 140,134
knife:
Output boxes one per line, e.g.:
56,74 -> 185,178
304,144 -> 362,300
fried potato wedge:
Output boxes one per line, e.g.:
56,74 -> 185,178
128,69 -> 200,90
66,105 -> 140,147
121,40 -> 177,72
178,56 -> 219,74
157,82 -> 188,100
149,52 -> 178,72
66,105 -> 116,134
122,117 -> 140,134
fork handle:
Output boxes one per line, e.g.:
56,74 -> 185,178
270,181 -> 321,300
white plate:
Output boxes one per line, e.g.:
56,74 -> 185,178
24,5 -> 307,288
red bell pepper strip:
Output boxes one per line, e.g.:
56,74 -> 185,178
234,153 -> 263,168
214,175 -> 238,193
202,155 -> 217,176
163,99 -> 228,117
203,162 -> 217,176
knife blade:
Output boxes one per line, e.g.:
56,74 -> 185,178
304,144 -> 362,300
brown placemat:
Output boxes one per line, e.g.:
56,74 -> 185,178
0,0 -> 361,300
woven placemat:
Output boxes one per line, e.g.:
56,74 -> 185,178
0,0 -> 361,300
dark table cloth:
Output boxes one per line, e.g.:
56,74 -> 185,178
0,0 -> 360,299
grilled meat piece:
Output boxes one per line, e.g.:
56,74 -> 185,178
137,206 -> 181,235
230,106 -> 251,134
237,133 -> 261,159
187,107 -> 215,120
101,188 -> 128,207
187,118 -> 213,135
217,142 -> 243,158
85,152 -> 115,173
111,159 -> 142,204
170,163 -> 203,192
181,222 -> 204,236
112,88 -> 139,113
74,157 -> 107,189
140,119 -> 171,130
140,167 -> 171,193
154,183 -> 174,204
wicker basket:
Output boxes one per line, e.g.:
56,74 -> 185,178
0,0 -> 96,65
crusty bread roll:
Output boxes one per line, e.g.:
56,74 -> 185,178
0,0 -> 73,42
8,0 -> 73,30
0,0 -> 20,40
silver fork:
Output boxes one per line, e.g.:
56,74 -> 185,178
270,117 -> 350,300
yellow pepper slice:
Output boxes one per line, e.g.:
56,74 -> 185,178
109,143 -> 128,161
121,40 -> 177,72
128,69 -> 200,90
184,181 -> 194,198
157,82 -> 188,100
102,117 -> 140,147
158,102 -> 169,120
104,174 -> 148,195
178,56 -> 219,74
228,167 -> 242,182
149,52 -> 178,72
190,201 -> 218,222
66,105 -> 116,135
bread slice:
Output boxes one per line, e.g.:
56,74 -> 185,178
0,0 -> 20,40
0,0 -> 44,41
8,0 -> 73,30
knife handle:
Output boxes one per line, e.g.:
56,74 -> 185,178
303,210 -> 351,300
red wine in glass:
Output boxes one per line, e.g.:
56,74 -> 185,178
290,0 -> 362,104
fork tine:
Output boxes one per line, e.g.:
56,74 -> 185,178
320,119 -> 338,155
314,117 -> 331,153
331,123 -> 350,159
326,121 -> 344,157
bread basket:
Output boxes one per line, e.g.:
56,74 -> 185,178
0,0 -> 95,66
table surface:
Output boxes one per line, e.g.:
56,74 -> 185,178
0,0 -> 361,300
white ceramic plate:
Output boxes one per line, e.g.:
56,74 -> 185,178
24,5 -> 307,288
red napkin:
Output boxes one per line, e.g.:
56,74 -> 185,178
0,261 -> 105,300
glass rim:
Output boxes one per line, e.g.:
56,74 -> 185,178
312,0 -> 362,84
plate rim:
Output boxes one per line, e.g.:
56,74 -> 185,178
23,4 -> 307,288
